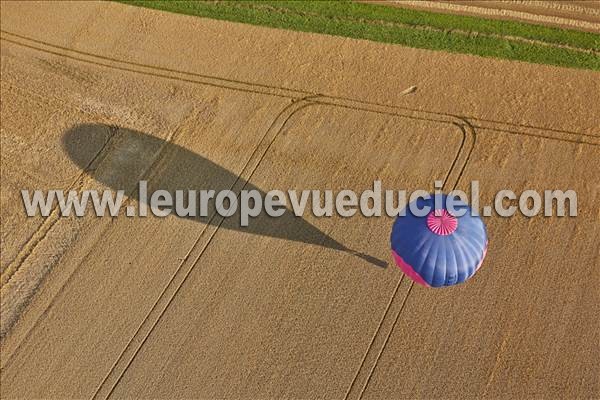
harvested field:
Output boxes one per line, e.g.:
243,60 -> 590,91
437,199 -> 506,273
1,1 -> 599,399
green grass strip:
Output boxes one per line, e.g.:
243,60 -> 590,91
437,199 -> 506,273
119,0 -> 600,71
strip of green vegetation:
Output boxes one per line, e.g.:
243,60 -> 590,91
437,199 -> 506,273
119,0 -> 600,70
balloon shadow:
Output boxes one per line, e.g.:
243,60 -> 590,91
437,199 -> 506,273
62,124 -> 387,268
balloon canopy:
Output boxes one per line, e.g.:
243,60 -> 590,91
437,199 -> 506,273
390,194 -> 488,288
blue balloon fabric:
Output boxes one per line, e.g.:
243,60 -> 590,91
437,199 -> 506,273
390,194 -> 488,288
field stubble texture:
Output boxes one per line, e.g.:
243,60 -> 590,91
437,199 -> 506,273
0,1 -> 599,399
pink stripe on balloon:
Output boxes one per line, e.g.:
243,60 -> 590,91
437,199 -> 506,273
391,250 -> 430,287
427,209 -> 458,236
476,241 -> 488,272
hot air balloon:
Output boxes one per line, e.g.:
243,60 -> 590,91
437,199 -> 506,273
390,194 -> 488,287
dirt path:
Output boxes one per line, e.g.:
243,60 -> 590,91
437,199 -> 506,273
1,1 -> 599,398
